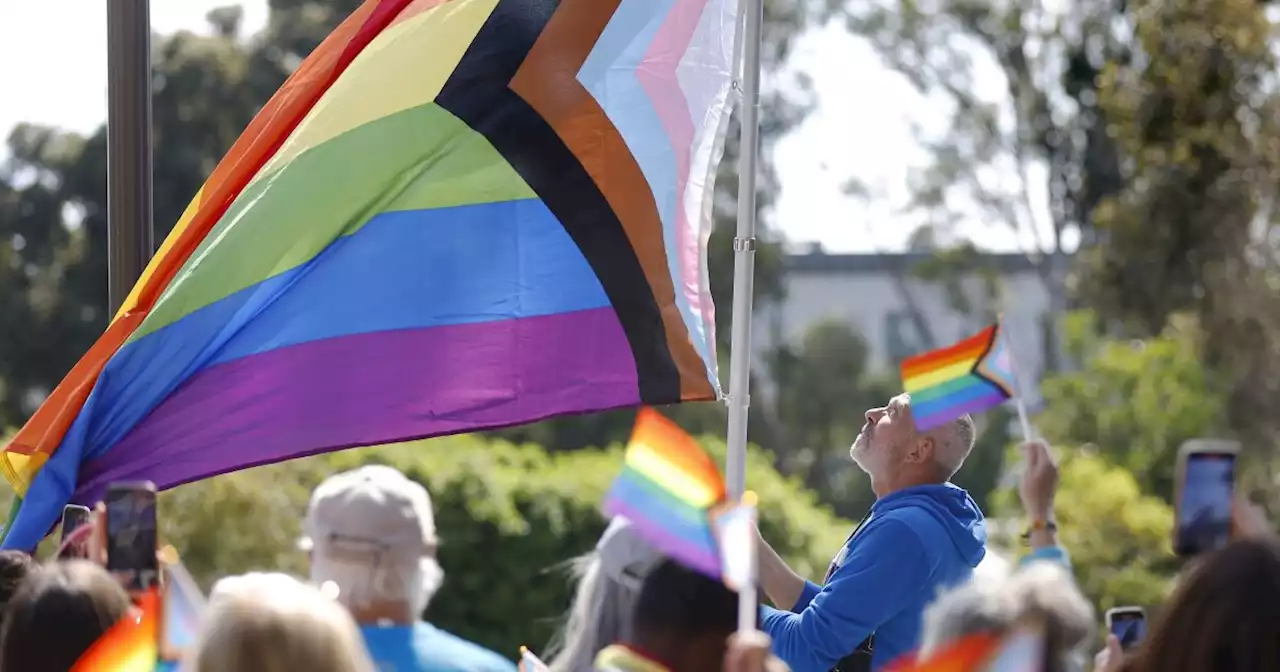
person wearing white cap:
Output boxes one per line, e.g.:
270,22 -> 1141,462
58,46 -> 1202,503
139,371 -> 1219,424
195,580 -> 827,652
300,465 -> 515,672
544,517 -> 663,672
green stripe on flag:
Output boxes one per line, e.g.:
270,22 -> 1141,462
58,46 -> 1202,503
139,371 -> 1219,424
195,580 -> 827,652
2,495 -> 21,543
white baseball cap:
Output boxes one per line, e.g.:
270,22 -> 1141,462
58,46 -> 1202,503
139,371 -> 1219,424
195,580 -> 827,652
299,465 -> 436,561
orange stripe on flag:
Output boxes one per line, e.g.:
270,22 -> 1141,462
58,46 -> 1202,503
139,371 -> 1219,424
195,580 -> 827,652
631,409 -> 723,496
71,587 -> 160,672
900,326 -> 995,380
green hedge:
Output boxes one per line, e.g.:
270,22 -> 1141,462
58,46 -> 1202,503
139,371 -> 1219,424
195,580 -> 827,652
9,433 -> 853,659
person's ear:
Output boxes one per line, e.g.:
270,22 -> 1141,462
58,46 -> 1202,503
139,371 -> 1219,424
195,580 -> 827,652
910,436 -> 935,465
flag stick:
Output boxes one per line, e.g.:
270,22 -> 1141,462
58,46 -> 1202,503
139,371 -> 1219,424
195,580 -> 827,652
1013,397 -> 1034,443
999,320 -> 1035,441
735,492 -> 760,634
723,0 -> 765,505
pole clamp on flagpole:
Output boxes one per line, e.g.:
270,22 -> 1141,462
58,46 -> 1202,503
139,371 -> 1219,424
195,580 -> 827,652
733,237 -> 756,252
722,393 -> 750,407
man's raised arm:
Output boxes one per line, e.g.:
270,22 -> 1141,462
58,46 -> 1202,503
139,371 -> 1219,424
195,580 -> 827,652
757,535 -> 811,610
760,519 -> 930,672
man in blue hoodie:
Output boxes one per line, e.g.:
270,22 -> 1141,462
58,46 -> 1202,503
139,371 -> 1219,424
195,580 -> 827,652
757,394 -> 987,672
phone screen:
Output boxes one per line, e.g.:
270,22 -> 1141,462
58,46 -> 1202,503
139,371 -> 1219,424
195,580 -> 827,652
58,505 -> 92,559
1176,452 -> 1235,556
1109,611 -> 1146,650
105,484 -> 159,591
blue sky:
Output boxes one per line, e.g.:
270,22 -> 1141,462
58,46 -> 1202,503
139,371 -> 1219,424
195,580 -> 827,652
0,0 -> 1038,254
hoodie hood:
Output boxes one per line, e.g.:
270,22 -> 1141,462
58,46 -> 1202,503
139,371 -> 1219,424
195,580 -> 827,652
871,482 -> 987,567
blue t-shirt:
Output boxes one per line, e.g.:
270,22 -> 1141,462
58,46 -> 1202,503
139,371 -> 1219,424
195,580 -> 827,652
361,622 -> 517,672
761,483 -> 988,672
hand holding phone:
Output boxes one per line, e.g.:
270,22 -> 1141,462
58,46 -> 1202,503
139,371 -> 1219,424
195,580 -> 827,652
1105,607 -> 1146,651
104,481 -> 159,592
1174,440 -> 1238,557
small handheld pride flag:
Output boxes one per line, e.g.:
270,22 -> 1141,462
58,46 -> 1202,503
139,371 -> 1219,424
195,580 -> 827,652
900,324 -> 1018,431
602,408 -> 727,579
72,586 -> 159,672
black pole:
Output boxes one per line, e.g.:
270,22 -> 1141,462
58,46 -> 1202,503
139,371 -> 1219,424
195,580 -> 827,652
106,0 -> 154,314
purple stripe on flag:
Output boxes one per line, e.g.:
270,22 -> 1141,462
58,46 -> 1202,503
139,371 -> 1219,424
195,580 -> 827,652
76,307 -> 640,502
914,389 -> 1008,431
605,497 -> 722,578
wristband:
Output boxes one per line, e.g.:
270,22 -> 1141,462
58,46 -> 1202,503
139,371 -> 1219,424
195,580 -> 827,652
1020,519 -> 1056,545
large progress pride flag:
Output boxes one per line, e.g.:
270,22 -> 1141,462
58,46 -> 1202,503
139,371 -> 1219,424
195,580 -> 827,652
2,0 -> 739,548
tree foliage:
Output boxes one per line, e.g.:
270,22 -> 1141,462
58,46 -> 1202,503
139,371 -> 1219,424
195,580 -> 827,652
1037,312 -> 1226,502
768,320 -> 895,511
841,0 -> 1280,487
835,0 -> 1112,307
992,447 -> 1177,612
1087,0 -> 1280,455
988,309 -> 1251,613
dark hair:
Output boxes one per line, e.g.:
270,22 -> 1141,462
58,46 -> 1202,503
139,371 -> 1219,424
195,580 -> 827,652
0,560 -> 132,671
633,559 -> 739,640
0,551 -> 39,622
1130,538 -> 1280,672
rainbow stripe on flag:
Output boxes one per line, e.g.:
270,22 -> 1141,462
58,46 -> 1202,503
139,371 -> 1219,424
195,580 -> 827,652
72,587 -> 159,672
1,0 -> 744,549
900,324 -> 1017,431
603,408 -> 726,578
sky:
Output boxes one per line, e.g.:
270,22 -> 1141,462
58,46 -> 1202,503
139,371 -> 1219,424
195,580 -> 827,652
0,0 -> 1038,254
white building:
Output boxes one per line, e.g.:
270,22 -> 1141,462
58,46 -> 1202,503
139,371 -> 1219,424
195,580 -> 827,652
752,250 -> 1062,410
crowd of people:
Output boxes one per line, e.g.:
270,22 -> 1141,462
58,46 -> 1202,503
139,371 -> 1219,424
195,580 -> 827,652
0,393 -> 1275,671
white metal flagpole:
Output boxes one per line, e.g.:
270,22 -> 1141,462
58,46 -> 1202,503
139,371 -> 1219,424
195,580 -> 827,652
724,0 -> 765,505
724,0 -> 765,634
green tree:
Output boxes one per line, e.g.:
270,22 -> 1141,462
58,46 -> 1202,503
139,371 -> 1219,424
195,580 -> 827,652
767,320 -> 897,516
839,0 -> 1280,462
833,0 -> 1125,337
1088,0 -> 1280,457
991,447 -> 1177,612
1036,312 -> 1227,503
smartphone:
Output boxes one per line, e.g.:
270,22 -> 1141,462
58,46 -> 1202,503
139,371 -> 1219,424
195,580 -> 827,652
1105,607 -> 1147,650
1174,439 -> 1239,557
58,504 -> 92,559
105,481 -> 159,592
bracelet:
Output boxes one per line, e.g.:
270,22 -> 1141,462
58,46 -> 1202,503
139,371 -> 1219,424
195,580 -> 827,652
1020,519 -> 1056,545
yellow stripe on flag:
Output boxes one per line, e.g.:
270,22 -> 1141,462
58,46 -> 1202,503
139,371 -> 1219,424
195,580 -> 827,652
628,442 -> 722,507
903,358 -> 976,393
253,0 -> 501,182
111,188 -> 206,322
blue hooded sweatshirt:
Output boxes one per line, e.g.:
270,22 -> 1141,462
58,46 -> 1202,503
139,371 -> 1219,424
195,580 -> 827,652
761,483 -> 987,672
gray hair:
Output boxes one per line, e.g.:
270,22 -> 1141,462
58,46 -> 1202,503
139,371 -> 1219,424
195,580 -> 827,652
921,561 -> 1094,671
935,414 -> 977,479
544,553 -> 644,672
